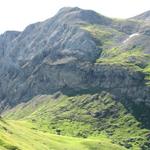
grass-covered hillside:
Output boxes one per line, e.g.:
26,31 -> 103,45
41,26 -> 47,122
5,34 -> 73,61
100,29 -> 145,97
3,92 -> 150,150
0,118 -> 127,150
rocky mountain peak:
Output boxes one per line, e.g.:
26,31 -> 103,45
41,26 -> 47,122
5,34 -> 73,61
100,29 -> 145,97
57,7 -> 81,14
53,7 -> 112,25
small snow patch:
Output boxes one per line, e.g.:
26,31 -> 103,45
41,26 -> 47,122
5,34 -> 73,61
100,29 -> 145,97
123,33 -> 139,43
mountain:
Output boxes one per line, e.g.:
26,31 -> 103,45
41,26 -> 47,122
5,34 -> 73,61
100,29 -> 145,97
0,7 -> 150,150
0,7 -> 149,109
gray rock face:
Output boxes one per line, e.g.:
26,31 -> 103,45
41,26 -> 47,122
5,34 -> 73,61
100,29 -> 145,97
0,7 -> 150,117
122,33 -> 150,53
8,23 -> 99,62
54,7 -> 112,25
0,31 -> 20,57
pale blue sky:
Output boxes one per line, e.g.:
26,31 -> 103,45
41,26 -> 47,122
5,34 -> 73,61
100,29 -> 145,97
0,0 -> 150,33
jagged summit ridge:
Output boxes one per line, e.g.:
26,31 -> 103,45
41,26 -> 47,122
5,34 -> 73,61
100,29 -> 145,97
57,7 -> 81,13
51,7 -> 112,25
0,7 -> 112,63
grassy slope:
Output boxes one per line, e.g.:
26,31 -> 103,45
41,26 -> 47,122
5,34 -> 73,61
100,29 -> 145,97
0,119 -> 126,150
82,24 -> 126,49
4,93 -> 150,150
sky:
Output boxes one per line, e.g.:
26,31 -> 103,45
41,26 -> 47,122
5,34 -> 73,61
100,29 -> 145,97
0,0 -> 150,33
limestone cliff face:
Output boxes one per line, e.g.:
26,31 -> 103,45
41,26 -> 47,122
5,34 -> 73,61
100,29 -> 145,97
0,7 -> 149,118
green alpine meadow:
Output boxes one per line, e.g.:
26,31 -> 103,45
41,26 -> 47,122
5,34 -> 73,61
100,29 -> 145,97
0,6 -> 150,150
